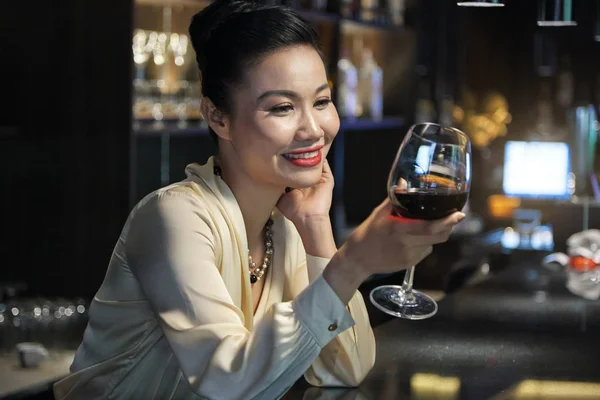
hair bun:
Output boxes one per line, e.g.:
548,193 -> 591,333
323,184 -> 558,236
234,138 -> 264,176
189,0 -> 267,72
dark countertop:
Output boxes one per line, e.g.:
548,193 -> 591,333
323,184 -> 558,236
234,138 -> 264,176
283,252 -> 600,400
3,252 -> 600,399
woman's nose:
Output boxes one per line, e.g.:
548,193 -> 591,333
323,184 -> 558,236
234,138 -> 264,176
295,109 -> 323,141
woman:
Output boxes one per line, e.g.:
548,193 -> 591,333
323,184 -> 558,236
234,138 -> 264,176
53,1 -> 464,399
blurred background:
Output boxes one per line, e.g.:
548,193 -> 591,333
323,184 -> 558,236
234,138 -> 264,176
2,0 -> 600,399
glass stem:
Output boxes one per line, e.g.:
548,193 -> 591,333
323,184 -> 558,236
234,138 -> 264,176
402,266 -> 415,292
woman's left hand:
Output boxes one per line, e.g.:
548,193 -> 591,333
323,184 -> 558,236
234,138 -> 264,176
276,159 -> 334,226
277,159 -> 336,258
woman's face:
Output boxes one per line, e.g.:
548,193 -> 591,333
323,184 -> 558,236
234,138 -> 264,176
224,45 -> 339,189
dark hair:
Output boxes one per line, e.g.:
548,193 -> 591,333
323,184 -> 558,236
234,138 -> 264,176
189,0 -> 325,143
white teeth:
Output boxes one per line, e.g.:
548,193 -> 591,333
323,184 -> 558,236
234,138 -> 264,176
284,151 -> 319,159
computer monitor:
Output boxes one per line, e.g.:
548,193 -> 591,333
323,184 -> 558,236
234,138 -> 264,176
502,141 -> 571,199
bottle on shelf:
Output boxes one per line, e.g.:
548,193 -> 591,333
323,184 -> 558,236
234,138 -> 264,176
358,48 -> 383,120
387,0 -> 405,26
360,0 -> 378,22
337,48 -> 359,119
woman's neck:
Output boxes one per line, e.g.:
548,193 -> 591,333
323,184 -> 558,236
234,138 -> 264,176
216,152 -> 284,249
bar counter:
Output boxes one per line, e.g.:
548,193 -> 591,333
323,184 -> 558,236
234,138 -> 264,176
2,253 -> 600,399
283,252 -> 600,399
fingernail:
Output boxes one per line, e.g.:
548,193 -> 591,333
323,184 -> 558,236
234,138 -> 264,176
457,213 -> 467,222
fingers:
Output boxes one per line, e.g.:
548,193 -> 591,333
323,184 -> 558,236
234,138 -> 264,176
401,212 -> 466,236
395,177 -> 408,190
448,211 -> 467,224
385,211 -> 466,247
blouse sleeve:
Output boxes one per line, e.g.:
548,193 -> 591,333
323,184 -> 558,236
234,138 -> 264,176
126,191 -> 357,400
288,236 -> 376,387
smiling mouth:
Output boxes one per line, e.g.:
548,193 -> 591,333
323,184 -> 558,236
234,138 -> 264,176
282,150 -> 320,160
281,148 -> 322,167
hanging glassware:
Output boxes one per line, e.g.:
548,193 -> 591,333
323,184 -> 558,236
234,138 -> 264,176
537,0 -> 577,27
457,0 -> 504,7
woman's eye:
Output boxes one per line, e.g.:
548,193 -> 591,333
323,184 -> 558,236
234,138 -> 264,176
315,99 -> 332,109
270,104 -> 294,114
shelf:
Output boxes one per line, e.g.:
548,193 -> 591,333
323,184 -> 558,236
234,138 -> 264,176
340,116 -> 405,131
340,18 -> 405,33
133,120 -> 209,136
299,10 -> 405,32
134,117 -> 405,136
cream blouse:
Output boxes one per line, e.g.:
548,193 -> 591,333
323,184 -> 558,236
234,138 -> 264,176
53,157 -> 375,400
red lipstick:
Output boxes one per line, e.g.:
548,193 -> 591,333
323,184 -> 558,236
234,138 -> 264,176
282,146 -> 323,167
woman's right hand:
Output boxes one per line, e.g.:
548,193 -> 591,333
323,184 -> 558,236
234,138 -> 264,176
342,198 -> 465,277
323,198 -> 465,304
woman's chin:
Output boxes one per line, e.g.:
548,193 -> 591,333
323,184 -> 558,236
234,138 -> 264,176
284,171 -> 322,189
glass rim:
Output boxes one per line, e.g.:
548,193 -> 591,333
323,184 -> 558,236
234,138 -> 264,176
408,122 -> 470,148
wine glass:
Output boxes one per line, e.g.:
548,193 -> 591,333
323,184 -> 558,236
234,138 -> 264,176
369,123 -> 471,319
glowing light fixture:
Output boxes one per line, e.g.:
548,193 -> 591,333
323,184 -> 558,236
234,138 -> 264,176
537,0 -> 577,27
457,0 -> 504,6
410,373 -> 461,398
510,379 -> 600,398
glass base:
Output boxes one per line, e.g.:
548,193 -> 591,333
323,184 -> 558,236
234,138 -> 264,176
369,285 -> 438,320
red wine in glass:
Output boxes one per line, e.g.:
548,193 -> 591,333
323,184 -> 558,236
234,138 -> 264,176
391,188 -> 469,220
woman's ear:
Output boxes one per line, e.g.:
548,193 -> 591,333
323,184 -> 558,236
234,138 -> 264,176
201,97 -> 231,141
